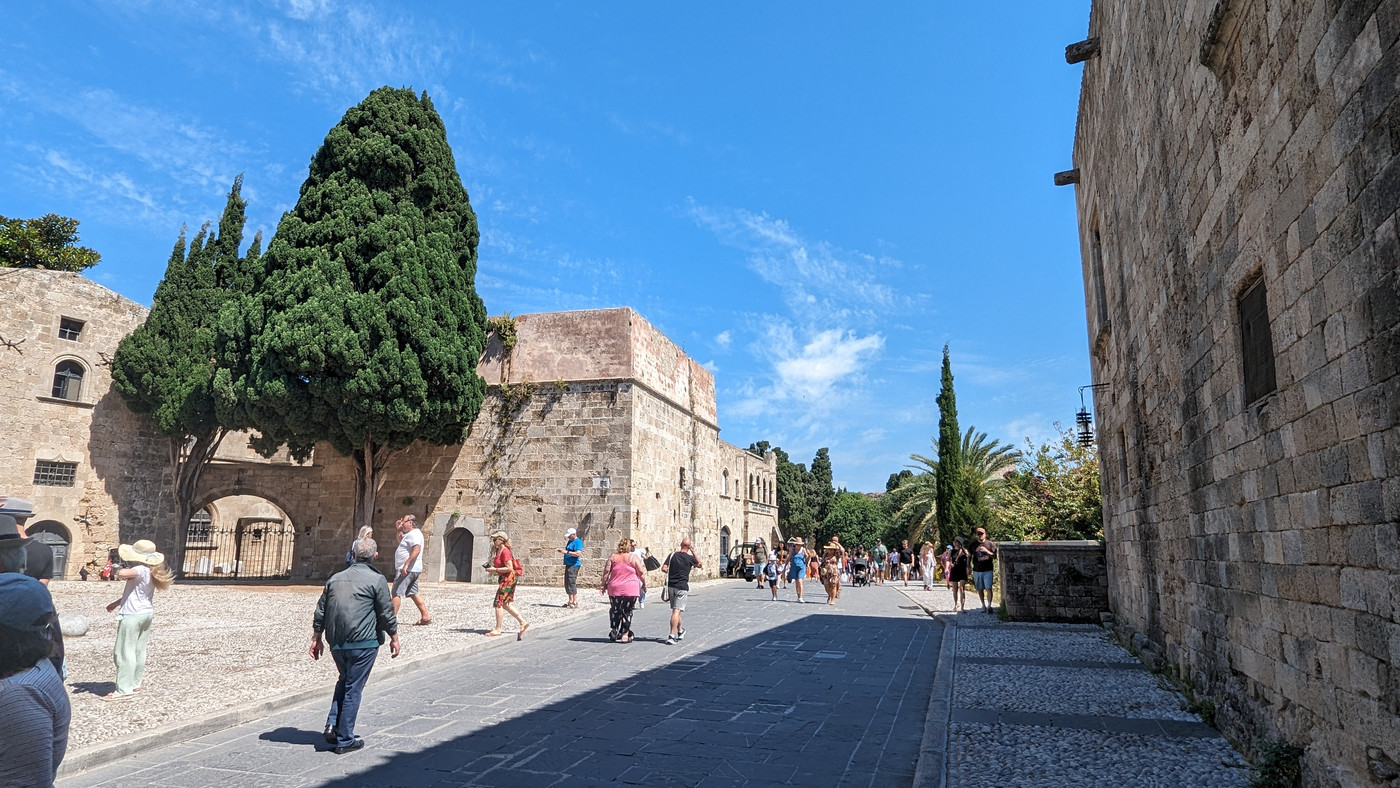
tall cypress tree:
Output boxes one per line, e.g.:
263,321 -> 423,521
808,447 -> 835,526
215,87 -> 489,531
934,344 -> 963,539
113,177 -> 258,570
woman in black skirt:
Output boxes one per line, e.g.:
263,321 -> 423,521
948,536 -> 971,612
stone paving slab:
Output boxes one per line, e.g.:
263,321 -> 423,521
60,580 -> 943,787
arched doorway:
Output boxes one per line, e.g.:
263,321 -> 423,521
719,525 -> 731,576
443,528 -> 474,582
28,520 -> 70,579
183,495 -> 296,580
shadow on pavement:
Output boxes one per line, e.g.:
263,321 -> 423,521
68,681 -> 115,697
258,727 -> 327,747
301,611 -> 938,787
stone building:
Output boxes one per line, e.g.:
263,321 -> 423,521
1068,1 -> 1398,784
0,268 -> 778,585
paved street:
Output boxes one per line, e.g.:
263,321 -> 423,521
60,580 -> 942,787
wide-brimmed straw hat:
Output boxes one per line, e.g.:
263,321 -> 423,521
788,537 -> 804,545
118,539 -> 165,566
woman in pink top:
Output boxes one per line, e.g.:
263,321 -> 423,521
600,537 -> 645,643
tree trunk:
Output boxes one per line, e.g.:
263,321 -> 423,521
168,428 -> 227,577
352,438 -> 397,535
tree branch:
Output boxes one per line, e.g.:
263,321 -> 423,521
0,334 -> 24,354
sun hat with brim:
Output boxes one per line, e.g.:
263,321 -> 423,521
0,514 -> 30,548
489,531 -> 509,541
0,497 -> 35,521
0,574 -> 55,632
118,540 -> 165,566
788,537 -> 804,546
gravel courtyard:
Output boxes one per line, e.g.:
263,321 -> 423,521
50,579 -> 602,751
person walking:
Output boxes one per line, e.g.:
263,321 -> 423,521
752,538 -> 767,585
920,542 -> 937,591
310,537 -> 400,754
820,544 -> 842,605
787,537 -> 808,603
0,574 -> 69,788
661,537 -> 703,644
557,527 -> 583,608
948,537 -> 971,612
763,557 -> 780,601
971,527 -> 999,612
346,525 -> 373,565
486,532 -> 529,639
0,515 -> 64,675
898,539 -> 915,586
940,544 -> 955,590
101,540 -> 173,700
602,538 -> 645,642
872,540 -> 888,585
392,515 -> 431,625
629,539 -> 648,608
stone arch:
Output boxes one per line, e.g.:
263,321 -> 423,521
184,487 -> 302,580
28,520 -> 71,579
49,356 -> 87,402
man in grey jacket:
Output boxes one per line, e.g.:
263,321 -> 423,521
310,537 -> 399,754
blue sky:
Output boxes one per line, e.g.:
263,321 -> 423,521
2,1 -> 1093,492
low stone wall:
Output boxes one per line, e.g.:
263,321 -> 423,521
999,540 -> 1109,622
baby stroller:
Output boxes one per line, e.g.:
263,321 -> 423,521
851,559 -> 870,587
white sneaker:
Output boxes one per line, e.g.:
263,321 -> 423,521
638,601 -> 645,609
677,628 -> 685,640
665,635 -> 676,645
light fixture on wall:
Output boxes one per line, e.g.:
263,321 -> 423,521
1076,384 -> 1109,447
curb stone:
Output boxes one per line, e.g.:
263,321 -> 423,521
898,587 -> 956,788
56,603 -> 606,779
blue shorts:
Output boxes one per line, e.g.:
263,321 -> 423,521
788,564 -> 805,581
973,570 -> 994,591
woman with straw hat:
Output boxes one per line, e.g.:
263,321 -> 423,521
786,537 -> 808,603
485,531 -> 529,639
101,539 -> 173,699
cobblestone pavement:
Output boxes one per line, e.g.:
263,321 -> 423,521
894,584 -> 1254,788
60,579 -> 942,787
50,581 -> 606,751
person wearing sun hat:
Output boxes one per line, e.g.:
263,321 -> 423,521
102,539 -> 173,699
0,573 -> 70,787
786,537 -> 808,603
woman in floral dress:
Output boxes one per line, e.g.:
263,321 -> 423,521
486,531 -> 529,639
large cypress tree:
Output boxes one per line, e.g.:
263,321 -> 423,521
215,87 -> 489,531
113,177 -> 260,569
808,447 -> 835,526
934,344 -> 963,537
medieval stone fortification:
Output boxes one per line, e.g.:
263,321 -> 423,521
0,268 -> 777,585
1072,0 -> 1398,783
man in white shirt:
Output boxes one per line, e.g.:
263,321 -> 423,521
392,515 -> 431,625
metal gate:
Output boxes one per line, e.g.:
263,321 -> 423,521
182,513 -> 295,580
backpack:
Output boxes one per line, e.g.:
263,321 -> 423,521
512,557 -> 525,576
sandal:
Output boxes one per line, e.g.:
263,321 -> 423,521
485,630 -> 503,637
414,619 -> 433,626
517,622 -> 531,640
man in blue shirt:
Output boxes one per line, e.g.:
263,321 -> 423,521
557,527 -> 583,608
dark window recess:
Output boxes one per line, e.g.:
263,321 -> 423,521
187,509 -> 213,543
58,318 -> 84,341
1090,230 -> 1110,333
34,461 -> 78,487
1238,280 -> 1277,404
51,360 -> 85,401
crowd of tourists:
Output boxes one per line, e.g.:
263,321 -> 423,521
0,485 -> 1000,781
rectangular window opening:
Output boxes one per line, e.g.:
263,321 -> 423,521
1238,279 -> 1277,404
34,460 -> 78,487
58,317 -> 85,341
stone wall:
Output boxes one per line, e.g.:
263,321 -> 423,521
0,269 -> 168,578
1072,0 -> 1400,782
998,541 -> 1109,623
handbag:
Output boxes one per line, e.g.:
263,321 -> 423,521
644,554 -> 661,571
661,586 -> 671,602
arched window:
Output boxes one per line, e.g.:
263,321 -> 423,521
749,475 -> 756,500
52,360 -> 85,401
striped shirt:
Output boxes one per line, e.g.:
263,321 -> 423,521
0,659 -> 70,788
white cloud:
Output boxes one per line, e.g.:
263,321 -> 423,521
772,328 -> 884,401
687,201 -> 907,324
714,330 -> 731,349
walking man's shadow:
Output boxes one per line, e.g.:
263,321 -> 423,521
69,681 -> 115,697
260,727 -> 331,749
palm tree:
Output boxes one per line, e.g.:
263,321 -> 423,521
892,427 -> 1020,544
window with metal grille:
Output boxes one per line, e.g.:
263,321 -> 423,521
187,509 -> 213,543
1238,279 -> 1277,404
51,360 -> 85,401
33,461 -> 77,487
58,317 -> 85,341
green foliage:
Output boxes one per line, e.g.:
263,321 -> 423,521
496,379 -> 536,426
885,469 -> 912,493
934,345 -> 963,536
990,428 -> 1102,541
488,313 -> 518,354
808,447 -> 835,524
114,178 -> 252,440
818,491 -> 890,551
890,426 -> 1019,546
749,442 -> 818,540
214,87 -> 489,527
1250,740 -> 1302,788
0,213 -> 102,271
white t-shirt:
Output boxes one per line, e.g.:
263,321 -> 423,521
395,528 -> 424,573
117,565 -> 154,616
